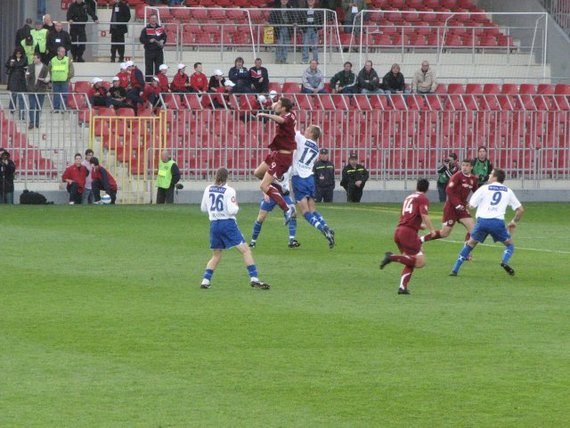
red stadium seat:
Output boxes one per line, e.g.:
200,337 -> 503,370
282,82 -> 300,94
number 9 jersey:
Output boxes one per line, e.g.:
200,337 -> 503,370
201,184 -> 239,221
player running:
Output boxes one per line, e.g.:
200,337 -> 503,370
200,168 -> 270,290
291,125 -> 335,248
249,169 -> 300,249
254,97 -> 297,225
450,168 -> 524,276
421,159 -> 478,245
380,179 -> 436,295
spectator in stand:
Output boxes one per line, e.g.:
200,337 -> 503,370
139,14 -> 166,81
0,149 -> 16,205
436,153 -> 458,203
269,0 -> 295,64
30,20 -> 49,63
357,60 -> 381,94
228,57 -> 253,94
49,46 -> 74,112
21,36 -> 35,65
472,146 -> 494,186
412,60 -> 437,94
62,153 -> 89,205
302,59 -> 327,94
47,22 -> 72,64
89,78 -> 111,107
301,0 -> 323,64
81,149 -> 94,204
5,47 -> 28,120
340,153 -> 369,202
156,64 -> 170,92
170,63 -> 191,92
116,62 -> 130,88
110,0 -> 131,63
90,157 -> 118,204
109,76 -> 135,112
67,0 -> 99,63
249,58 -> 269,94
382,63 -> 409,95
313,148 -> 335,202
26,53 -> 50,129
43,15 -> 55,33
190,62 -> 208,93
126,60 -> 145,111
208,69 -> 229,108
144,76 -> 162,110
344,0 -> 366,34
330,61 -> 357,94
156,149 -> 181,204
15,18 -> 33,48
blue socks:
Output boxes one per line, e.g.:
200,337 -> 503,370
288,218 -> 297,240
303,212 -> 325,232
452,244 -> 474,273
313,211 -> 327,228
251,221 -> 262,241
247,264 -> 258,279
203,268 -> 214,282
502,244 -> 514,264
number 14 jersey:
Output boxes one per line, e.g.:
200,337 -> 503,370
398,192 -> 430,231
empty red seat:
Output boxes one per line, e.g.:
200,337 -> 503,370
282,82 -> 300,94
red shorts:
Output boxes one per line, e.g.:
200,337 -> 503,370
265,151 -> 293,179
394,226 -> 422,256
442,201 -> 472,226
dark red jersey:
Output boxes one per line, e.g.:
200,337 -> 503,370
269,112 -> 296,151
116,71 -> 130,89
143,84 -> 160,102
92,166 -> 117,192
62,164 -> 88,192
397,192 -> 430,231
156,73 -> 169,92
190,72 -> 208,92
446,171 -> 478,207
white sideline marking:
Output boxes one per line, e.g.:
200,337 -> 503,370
441,239 -> 570,255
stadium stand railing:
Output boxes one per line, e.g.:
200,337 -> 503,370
540,0 -> 570,34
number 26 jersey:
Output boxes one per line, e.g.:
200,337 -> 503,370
201,184 -> 239,221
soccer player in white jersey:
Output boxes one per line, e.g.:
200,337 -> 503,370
291,125 -> 335,248
450,168 -> 524,276
200,168 -> 270,290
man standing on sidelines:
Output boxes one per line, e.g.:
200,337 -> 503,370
380,179 -> 436,295
139,14 -> 166,81
200,168 -> 270,290
255,97 -> 297,224
156,150 -> 180,204
450,168 -> 524,277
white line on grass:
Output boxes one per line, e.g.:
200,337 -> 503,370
440,239 -> 570,255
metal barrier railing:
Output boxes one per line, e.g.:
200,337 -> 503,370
540,0 -> 570,34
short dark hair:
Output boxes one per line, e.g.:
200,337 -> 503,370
492,168 -> 505,183
74,153 -> 82,158
194,62 -> 201,69
255,57 -> 262,62
462,158 -> 473,165
279,97 -> 294,112
215,168 -> 229,185
89,156 -> 100,166
235,56 -> 244,64
85,149 -> 94,156
478,146 -> 487,152
344,61 -> 352,67
448,153 -> 457,160
25,18 -> 33,25
417,178 -> 430,192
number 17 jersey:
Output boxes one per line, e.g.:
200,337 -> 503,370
398,192 -> 430,231
292,131 -> 319,178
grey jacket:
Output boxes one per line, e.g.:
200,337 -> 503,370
26,63 -> 50,92
302,67 -> 325,92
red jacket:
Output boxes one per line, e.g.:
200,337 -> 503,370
92,166 -> 117,192
143,84 -> 160,102
62,164 -> 89,193
190,72 -> 208,92
116,71 -> 130,89
171,72 -> 189,92
156,73 -> 169,92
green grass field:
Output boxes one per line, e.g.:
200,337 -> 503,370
1,202 -> 569,427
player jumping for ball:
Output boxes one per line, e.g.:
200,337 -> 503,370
255,97 -> 297,225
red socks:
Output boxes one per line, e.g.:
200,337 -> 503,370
423,230 -> 442,242
400,266 -> 414,290
266,184 -> 289,211
389,254 -> 417,268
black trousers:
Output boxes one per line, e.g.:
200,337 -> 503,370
156,186 -> 174,204
346,184 -> 364,202
315,187 -> 334,203
92,179 -> 117,204
144,49 -> 164,82
67,182 -> 83,204
70,25 -> 87,60
110,30 -> 126,61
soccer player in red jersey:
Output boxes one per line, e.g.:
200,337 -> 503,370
254,97 -> 297,224
421,159 -> 478,244
380,179 -> 436,295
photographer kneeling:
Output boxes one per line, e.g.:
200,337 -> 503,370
0,148 -> 16,204
436,153 -> 458,203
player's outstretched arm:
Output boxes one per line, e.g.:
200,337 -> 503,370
257,113 -> 285,124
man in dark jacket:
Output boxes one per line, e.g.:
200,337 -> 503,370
46,21 -> 72,63
330,61 -> 357,94
269,0 -> 296,64
139,14 -> 166,81
66,0 -> 99,62
249,58 -> 269,93
313,148 -> 335,202
357,60 -> 381,94
0,149 -> 16,204
90,157 -> 118,204
110,0 -> 131,63
15,18 -> 33,47
340,153 -> 369,203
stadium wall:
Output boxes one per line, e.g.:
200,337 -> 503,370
477,0 -> 570,80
